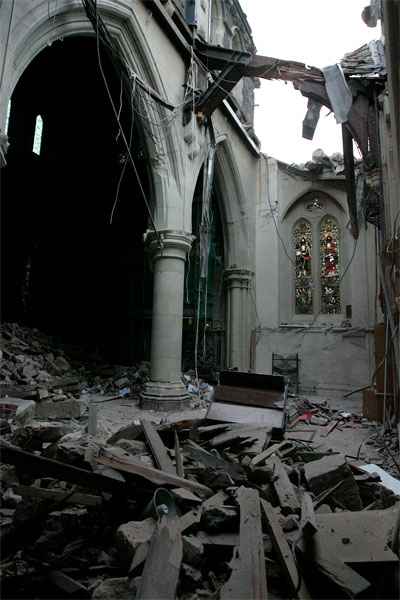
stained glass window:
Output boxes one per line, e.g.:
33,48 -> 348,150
293,220 -> 313,314
320,216 -> 341,314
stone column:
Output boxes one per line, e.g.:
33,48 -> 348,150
141,230 -> 194,410
225,268 -> 254,371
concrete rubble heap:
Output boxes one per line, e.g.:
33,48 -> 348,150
1,401 -> 399,600
0,322 -> 151,421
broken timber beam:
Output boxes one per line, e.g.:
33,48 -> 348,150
15,485 -> 102,507
97,449 -> 213,497
267,455 -> 300,515
185,440 -> 246,482
136,514 -> 183,600
342,124 -> 359,239
142,420 -> 176,474
0,441 -> 126,495
261,499 -> 311,600
221,487 -> 268,600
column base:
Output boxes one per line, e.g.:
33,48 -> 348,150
141,381 -> 190,411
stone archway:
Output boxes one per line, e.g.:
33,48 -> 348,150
1,35 -> 155,363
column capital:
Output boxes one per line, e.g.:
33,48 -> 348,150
224,267 -> 254,289
144,229 -> 195,261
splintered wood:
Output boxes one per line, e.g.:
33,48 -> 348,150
221,487 -> 268,600
2,407 -> 399,600
136,515 -> 183,599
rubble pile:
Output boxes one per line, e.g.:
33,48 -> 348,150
289,394 -> 400,479
0,323 -> 150,419
1,409 -> 399,600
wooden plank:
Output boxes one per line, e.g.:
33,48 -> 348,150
300,493 -> 317,537
142,420 -> 176,474
221,487 -> 267,600
174,430 -> 184,477
15,485 -> 102,507
185,440 -> 246,482
131,492 -> 228,576
250,442 -> 294,467
209,425 -> 271,448
261,499 -> 310,600
136,514 -> 183,599
267,456 -> 300,515
1,441 -> 126,495
97,450 -> 213,497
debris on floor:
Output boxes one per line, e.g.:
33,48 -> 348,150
1,397 -> 399,600
0,323 -> 150,409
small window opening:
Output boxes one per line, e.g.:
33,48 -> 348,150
32,115 -> 43,155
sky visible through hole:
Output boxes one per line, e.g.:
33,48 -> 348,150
239,0 -> 380,164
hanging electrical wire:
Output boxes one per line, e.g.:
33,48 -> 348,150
109,79 -> 136,224
81,0 -> 163,245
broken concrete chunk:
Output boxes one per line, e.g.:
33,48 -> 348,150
182,535 -> 204,566
13,421 -> 71,448
114,438 -> 147,455
92,577 -> 132,600
35,398 -> 81,419
115,518 -> 156,563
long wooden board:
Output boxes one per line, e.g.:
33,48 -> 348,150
97,450 -> 212,497
261,499 -> 310,600
136,515 -> 182,599
221,487 -> 268,600
266,455 -> 300,515
1,441 -> 126,495
142,420 -> 176,474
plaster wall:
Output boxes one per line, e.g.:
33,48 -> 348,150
254,157 -> 377,397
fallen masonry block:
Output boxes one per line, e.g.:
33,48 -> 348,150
116,518 -> 156,563
35,399 -> 81,419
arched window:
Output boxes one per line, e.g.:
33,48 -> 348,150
283,191 -> 346,322
293,219 -> 313,314
32,114 -> 43,155
320,216 -> 341,314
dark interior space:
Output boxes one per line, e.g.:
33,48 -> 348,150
1,36 -> 153,364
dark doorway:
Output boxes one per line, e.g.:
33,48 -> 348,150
1,36 -> 153,363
